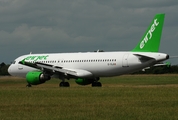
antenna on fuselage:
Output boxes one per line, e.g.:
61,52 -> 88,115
95,50 -> 104,52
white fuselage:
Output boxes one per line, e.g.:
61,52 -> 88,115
8,51 -> 169,78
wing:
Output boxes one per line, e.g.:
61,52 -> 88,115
19,60 -> 93,78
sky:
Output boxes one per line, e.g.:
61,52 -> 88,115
0,0 -> 178,64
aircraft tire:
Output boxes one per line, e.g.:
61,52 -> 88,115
59,82 -> 70,87
97,82 -> 102,87
92,82 -> 102,87
26,84 -> 32,87
64,82 -> 70,87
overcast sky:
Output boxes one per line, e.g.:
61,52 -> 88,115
1,0 -> 178,64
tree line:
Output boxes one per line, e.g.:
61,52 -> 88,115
0,62 -> 10,75
1,62 -> 178,76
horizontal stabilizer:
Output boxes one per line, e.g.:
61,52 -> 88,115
133,54 -> 154,62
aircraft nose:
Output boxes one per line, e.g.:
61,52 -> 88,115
8,64 -> 17,76
8,65 -> 12,75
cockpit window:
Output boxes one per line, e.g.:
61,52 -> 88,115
12,61 -> 16,64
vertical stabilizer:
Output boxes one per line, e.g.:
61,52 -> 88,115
132,14 -> 165,52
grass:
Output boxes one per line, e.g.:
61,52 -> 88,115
0,74 -> 178,120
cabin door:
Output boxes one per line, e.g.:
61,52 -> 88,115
122,54 -> 129,67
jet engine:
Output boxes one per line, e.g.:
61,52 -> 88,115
26,71 -> 51,85
75,78 -> 94,85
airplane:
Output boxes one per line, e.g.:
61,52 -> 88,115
8,13 -> 169,87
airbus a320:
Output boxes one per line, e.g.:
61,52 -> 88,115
8,14 -> 169,87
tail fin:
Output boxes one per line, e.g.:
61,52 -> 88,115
132,14 -> 165,52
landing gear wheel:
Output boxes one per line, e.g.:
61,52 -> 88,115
59,82 -> 70,87
26,84 -> 32,87
64,82 -> 70,87
92,82 -> 102,87
96,82 -> 102,87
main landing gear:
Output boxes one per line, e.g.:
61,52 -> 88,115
92,82 -> 102,87
91,77 -> 102,87
59,81 -> 102,87
59,77 -> 70,87
59,82 -> 70,87
26,83 -> 32,87
59,78 -> 102,87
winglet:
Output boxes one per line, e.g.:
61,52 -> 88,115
21,59 -> 25,65
165,62 -> 171,67
132,14 -> 165,52
19,60 -> 39,69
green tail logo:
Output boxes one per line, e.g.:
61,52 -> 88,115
132,14 -> 165,52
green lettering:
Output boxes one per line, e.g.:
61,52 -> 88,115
44,55 -> 49,60
25,56 -> 31,60
31,56 -> 37,60
24,55 -> 49,62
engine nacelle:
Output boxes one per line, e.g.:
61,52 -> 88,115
75,78 -> 94,85
26,71 -> 51,85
